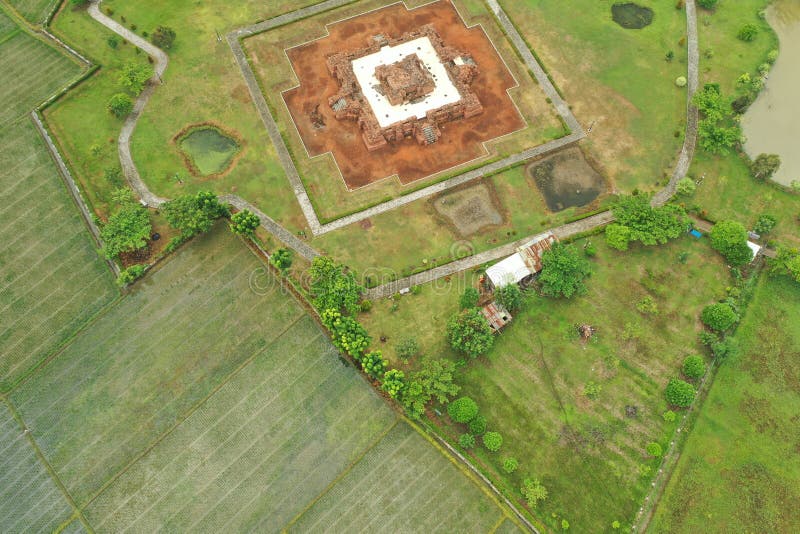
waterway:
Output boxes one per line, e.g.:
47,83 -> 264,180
742,0 -> 800,187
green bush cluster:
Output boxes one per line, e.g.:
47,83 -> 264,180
665,378 -> 696,407
682,355 -> 706,379
162,190 -> 228,238
606,194 -> 688,250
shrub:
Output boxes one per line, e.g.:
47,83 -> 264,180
229,209 -> 260,237
562,519 -> 570,531
675,76 -> 687,87
162,190 -> 228,238
738,23 -> 759,42
539,243 -> 593,298
646,442 -> 663,457
151,26 -> 176,49
360,351 -> 387,380
767,49 -> 779,63
753,214 -> 777,235
583,381 -> 602,400
612,521 -> 621,530
118,61 -> 153,95
750,154 -> 781,181
448,397 -> 478,423
458,433 -> 476,449
468,414 -> 487,435
107,93 -> 133,118
605,224 -> 631,251
359,299 -> 372,313
636,295 -> 659,315
682,355 -> 706,379
583,242 -> 597,258
116,264 -> 145,286
459,287 -> 480,310
483,431 -> 503,452
502,457 -> 519,474
100,203 -> 151,260
663,410 -> 677,422
381,369 -> 406,399
697,0 -> 718,8
521,478 -> 548,507
701,302 -> 739,332
446,308 -> 494,358
770,246 -> 800,283
270,248 -> 293,271
710,220 -> 753,265
676,177 -> 696,196
665,378 -> 696,407
107,35 -> 119,49
496,283 -> 522,311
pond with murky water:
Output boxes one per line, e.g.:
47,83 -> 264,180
742,1 -> 800,187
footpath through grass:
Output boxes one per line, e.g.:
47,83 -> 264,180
360,236 -> 730,531
651,275 -> 800,532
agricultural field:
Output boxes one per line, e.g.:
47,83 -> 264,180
0,401 -> 80,533
0,7 -> 81,127
0,120 -> 117,393
7,0 -> 57,24
9,227 -> 518,530
651,275 -> 800,533
360,236 -> 731,531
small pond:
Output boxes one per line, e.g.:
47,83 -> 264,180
178,126 -> 240,176
741,0 -> 800,187
527,148 -> 606,212
612,3 -> 654,30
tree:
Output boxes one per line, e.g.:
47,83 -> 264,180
539,243 -> 592,298
401,357 -> 460,419
770,246 -> 800,283
381,369 -> 406,399
697,0 -> 719,9
697,121 -> 741,155
151,26 -> 176,49
738,23 -> 759,42
321,309 -> 370,359
468,414 -> 487,435
446,308 -> 494,358
710,220 -> 753,265
753,214 -> 777,235
360,351 -> 387,380
162,190 -> 228,237
459,287 -> 480,310
646,442 -> 663,457
229,209 -> 260,236
521,478 -> 548,507
665,378 -> 696,407
692,83 -> 727,121
458,433 -> 476,449
496,283 -> 522,311
116,264 -> 145,286
610,195 -> 688,247
107,93 -> 133,118
750,154 -> 781,181
605,224 -> 632,251
448,396 -> 478,423
683,355 -> 706,379
270,248 -> 293,271
309,256 -> 363,316
100,203 -> 151,259
676,177 -> 696,196
701,302 -> 739,332
118,61 -> 153,95
483,431 -> 503,452
503,457 -> 519,474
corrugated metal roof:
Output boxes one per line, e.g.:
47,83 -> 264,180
481,302 -> 512,331
517,232 -> 556,273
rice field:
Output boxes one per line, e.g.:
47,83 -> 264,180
0,118 -> 117,393
7,0 -> 57,25
0,400 -> 79,533
0,10 -> 81,128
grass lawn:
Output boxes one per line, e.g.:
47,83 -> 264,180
0,119 -> 118,393
0,400 -> 78,533
651,274 -> 800,533
7,0 -> 56,25
0,7 -> 81,128
502,0 -> 688,193
361,236 -> 731,531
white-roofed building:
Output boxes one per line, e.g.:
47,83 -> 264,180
485,232 -> 557,289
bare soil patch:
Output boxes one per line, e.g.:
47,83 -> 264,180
526,147 -> 607,211
432,181 -> 504,236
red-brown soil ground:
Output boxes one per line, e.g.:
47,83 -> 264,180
280,0 -> 525,189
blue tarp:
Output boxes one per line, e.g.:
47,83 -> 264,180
689,229 -> 702,238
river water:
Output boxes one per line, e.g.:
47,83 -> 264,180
741,1 -> 800,187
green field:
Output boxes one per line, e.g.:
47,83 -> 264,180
9,227 -> 517,530
361,236 -> 731,531
0,400 -> 79,533
651,275 -> 800,533
0,121 -> 117,393
7,0 -> 56,24
0,8 -> 80,127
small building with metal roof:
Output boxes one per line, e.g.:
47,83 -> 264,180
485,232 -> 557,289
481,302 -> 512,332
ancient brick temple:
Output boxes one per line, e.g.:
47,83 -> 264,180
326,25 -> 483,151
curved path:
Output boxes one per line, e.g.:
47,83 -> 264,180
89,0 -> 699,292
